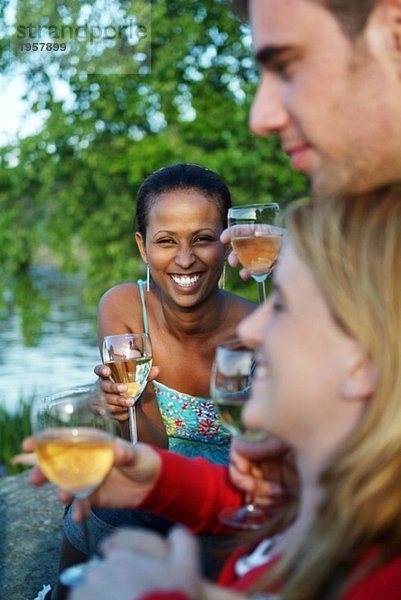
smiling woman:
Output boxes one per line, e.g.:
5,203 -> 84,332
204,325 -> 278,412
99,163 -> 255,456
50,163 -> 257,600
136,187 -> 227,308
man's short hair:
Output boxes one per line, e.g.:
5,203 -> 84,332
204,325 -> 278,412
232,0 -> 380,38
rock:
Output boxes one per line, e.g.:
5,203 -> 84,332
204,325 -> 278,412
0,471 -> 64,599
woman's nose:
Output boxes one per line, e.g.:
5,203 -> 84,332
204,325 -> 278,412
175,246 -> 196,269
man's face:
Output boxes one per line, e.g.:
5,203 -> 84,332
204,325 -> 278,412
248,0 -> 401,196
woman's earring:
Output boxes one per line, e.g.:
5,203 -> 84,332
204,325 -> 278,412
219,261 -> 227,290
146,264 -> 151,292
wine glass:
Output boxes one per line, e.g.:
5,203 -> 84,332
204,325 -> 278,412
30,384 -> 115,587
210,344 -> 268,530
228,203 -> 283,302
102,333 -> 153,444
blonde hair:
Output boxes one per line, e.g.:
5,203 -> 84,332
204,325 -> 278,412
256,189 -> 401,598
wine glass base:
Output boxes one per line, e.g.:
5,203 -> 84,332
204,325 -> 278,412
219,504 -> 267,530
59,556 -> 101,587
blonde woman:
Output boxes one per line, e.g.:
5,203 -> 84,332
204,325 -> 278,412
27,188 -> 401,599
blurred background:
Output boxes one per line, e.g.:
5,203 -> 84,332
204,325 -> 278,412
0,0 -> 307,471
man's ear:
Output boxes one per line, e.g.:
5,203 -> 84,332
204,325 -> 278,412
341,349 -> 377,402
135,232 -> 147,263
384,0 -> 401,55
379,0 -> 401,58
374,0 -> 401,64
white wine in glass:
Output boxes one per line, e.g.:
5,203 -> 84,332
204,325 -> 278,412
228,203 -> 283,302
102,333 -> 153,444
211,345 -> 268,530
30,384 -> 115,587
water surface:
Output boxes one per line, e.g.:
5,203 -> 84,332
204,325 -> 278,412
0,266 -> 100,414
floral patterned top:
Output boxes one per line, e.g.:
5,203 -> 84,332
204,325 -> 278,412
137,281 -> 231,465
153,380 -> 230,465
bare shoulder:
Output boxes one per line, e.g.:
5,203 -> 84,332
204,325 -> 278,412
99,283 -> 139,312
98,283 -> 144,334
223,290 -> 257,320
211,291 -> 257,345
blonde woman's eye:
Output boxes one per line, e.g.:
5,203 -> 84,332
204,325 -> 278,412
270,290 -> 285,312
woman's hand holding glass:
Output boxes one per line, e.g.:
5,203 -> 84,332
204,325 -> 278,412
211,345 -> 269,529
229,437 -> 299,508
94,363 -> 161,422
30,384 -> 115,587
101,333 -> 153,444
24,437 -> 163,521
223,203 -> 284,301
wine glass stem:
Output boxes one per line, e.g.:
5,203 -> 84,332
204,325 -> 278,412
257,280 -> 266,303
128,404 -> 138,444
245,491 -> 258,511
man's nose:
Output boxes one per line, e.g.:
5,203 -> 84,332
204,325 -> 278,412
249,74 -> 289,137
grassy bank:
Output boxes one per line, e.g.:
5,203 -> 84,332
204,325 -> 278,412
0,401 -> 31,476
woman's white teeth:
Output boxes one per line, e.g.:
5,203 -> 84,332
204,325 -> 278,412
171,274 -> 201,287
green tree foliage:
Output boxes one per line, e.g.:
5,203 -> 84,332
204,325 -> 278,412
0,0 -> 308,342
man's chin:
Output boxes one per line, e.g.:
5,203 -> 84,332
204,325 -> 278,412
310,174 -> 338,199
310,165 -> 355,199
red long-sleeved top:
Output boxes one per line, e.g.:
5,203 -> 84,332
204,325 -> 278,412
135,450 -> 401,599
